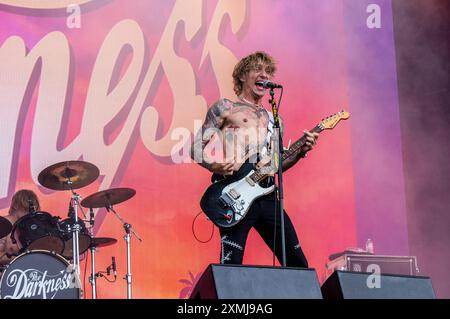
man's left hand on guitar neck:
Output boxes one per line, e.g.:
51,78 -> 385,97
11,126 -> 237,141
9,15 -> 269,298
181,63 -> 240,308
282,130 -> 319,172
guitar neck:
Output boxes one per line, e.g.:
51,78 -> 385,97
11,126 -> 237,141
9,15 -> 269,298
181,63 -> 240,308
281,125 -> 323,161
250,124 -> 323,184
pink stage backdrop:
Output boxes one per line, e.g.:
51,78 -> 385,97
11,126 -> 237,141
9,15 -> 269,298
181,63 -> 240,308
0,0 -> 407,298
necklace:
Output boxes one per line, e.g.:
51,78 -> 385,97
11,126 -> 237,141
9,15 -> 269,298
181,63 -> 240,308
238,95 -> 262,108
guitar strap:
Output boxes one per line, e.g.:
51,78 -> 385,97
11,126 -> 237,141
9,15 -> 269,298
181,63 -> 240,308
261,109 -> 274,156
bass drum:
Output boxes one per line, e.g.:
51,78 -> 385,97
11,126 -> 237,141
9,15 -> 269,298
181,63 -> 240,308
0,250 -> 81,299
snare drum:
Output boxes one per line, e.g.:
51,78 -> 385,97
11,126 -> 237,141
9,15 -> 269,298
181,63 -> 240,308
0,250 -> 81,299
10,212 -> 64,255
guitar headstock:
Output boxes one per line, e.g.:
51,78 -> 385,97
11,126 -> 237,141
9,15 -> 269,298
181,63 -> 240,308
318,110 -> 350,130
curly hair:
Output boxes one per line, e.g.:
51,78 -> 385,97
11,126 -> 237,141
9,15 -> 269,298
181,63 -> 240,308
232,51 -> 277,96
8,189 -> 40,215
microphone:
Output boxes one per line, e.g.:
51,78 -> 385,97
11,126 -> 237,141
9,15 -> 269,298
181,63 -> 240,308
89,208 -> 95,226
256,80 -> 283,89
112,256 -> 117,277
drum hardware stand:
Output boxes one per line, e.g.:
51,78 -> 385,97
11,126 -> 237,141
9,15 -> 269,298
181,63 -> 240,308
106,203 -> 142,299
64,178 -> 85,277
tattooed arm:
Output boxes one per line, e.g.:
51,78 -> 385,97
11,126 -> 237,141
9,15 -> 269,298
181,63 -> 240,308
190,99 -> 234,175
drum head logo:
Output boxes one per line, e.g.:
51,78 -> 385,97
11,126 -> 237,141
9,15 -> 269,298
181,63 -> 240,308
1,253 -> 81,299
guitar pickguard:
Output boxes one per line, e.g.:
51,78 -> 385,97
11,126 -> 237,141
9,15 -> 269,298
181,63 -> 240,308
221,170 -> 275,223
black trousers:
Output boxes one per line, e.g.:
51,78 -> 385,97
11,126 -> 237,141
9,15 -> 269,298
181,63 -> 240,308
218,192 -> 308,268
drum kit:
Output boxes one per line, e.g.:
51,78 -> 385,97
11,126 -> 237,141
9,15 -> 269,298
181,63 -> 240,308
0,160 -> 141,299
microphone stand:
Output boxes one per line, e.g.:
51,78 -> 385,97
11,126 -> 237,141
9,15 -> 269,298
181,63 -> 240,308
269,88 -> 286,267
106,202 -> 142,299
88,208 -> 97,299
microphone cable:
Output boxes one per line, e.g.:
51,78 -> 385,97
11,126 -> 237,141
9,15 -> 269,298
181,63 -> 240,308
192,211 -> 214,243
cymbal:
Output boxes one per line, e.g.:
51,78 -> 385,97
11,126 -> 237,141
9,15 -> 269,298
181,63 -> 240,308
0,216 -> 12,238
90,237 -> 117,248
80,188 -> 136,208
38,161 -> 100,191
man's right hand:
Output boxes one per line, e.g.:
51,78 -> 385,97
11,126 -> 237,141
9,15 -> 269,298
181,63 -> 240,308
209,161 -> 235,175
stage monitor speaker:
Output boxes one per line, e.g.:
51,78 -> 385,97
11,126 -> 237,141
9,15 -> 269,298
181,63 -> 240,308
190,264 -> 322,299
321,271 -> 436,299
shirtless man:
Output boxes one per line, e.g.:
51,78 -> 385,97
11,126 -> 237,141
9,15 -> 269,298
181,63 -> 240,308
0,189 -> 40,266
191,51 -> 319,266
